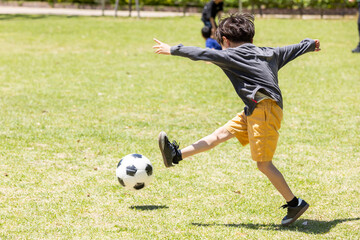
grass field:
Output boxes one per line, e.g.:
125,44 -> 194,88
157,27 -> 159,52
0,14 -> 359,239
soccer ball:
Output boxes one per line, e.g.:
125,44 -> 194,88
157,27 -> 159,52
116,154 -> 153,190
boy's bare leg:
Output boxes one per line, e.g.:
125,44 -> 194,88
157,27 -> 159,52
257,161 -> 295,202
258,161 -> 310,226
181,126 -> 234,159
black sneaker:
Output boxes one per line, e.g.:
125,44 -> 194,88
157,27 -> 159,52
352,43 -> 360,53
281,198 -> 309,226
158,131 -> 182,168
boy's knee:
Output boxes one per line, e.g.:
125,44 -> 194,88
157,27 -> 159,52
212,126 -> 226,136
257,161 -> 273,173
208,127 -> 232,147
212,127 -> 231,140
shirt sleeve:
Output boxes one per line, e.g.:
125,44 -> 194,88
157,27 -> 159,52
276,38 -> 316,69
171,44 -> 229,63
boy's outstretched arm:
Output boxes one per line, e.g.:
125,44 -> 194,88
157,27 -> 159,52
153,38 -> 171,55
153,38 -> 229,63
277,38 -> 321,69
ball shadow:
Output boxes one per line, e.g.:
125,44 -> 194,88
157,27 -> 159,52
129,205 -> 169,211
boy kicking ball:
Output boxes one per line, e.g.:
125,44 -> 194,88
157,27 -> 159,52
153,13 -> 320,226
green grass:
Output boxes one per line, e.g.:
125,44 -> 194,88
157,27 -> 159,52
0,14 -> 359,239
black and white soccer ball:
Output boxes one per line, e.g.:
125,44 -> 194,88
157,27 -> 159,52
116,154 -> 153,190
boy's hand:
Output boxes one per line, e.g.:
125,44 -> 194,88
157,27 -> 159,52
153,38 -> 171,55
314,39 -> 321,52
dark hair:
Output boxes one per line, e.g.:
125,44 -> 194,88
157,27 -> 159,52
201,26 -> 211,39
215,13 -> 255,45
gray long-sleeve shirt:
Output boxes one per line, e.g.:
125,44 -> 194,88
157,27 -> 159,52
170,38 -> 316,116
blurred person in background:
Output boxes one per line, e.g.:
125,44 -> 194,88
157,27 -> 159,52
350,0 -> 360,53
201,0 -> 224,35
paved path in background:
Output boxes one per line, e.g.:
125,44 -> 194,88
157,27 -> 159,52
0,6 -> 198,18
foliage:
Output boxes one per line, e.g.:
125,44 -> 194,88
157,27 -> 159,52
6,0 -> 360,8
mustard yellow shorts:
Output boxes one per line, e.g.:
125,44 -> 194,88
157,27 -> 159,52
224,99 -> 283,162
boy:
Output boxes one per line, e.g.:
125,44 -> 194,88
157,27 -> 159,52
202,26 -> 222,50
153,13 -> 320,226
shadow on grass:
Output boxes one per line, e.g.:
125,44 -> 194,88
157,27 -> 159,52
192,217 -> 360,234
129,205 -> 169,211
0,14 -> 79,21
